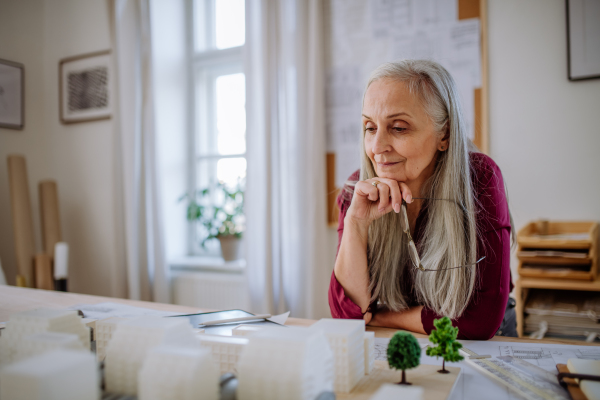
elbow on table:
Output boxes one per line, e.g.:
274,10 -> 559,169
458,320 -> 501,340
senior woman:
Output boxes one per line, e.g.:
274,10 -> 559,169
329,60 -> 513,340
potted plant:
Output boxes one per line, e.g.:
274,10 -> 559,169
181,181 -> 245,261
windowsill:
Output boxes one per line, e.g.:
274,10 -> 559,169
169,256 -> 246,274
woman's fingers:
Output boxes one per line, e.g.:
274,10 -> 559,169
355,180 -> 379,202
376,182 -> 390,211
398,181 -> 413,204
354,178 -> 413,217
374,178 -> 403,213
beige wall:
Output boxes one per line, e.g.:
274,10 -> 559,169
0,0 -> 125,297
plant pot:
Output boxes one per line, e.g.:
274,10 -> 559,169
218,236 -> 242,261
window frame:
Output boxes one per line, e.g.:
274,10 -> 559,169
185,0 -> 246,257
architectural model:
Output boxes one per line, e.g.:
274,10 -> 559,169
104,317 -> 198,395
0,308 -> 90,366
138,345 -> 219,400
237,327 -> 334,400
370,383 -> 424,400
0,349 -> 99,400
94,317 -> 126,361
197,334 -> 249,375
364,331 -> 375,374
232,325 -> 265,336
15,331 -> 85,363
310,318 -> 365,393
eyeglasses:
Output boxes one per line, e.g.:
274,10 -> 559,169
399,198 -> 485,272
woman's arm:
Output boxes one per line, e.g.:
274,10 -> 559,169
329,175 -> 411,322
368,305 -> 426,334
333,217 -> 372,315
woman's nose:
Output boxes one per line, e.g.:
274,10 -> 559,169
371,130 -> 390,154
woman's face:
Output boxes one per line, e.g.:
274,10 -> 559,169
362,78 -> 447,185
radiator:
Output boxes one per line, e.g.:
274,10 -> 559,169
171,267 -> 249,311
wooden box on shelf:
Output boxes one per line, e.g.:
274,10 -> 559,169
517,221 -> 598,281
514,220 -> 600,339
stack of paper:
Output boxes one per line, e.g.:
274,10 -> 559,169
525,290 -> 600,339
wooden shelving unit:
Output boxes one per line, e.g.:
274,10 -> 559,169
515,221 -> 600,338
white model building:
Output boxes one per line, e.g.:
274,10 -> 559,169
104,317 -> 198,396
370,383 -> 423,400
310,318 -> 365,393
94,317 -> 126,361
232,325 -> 264,337
138,345 -> 219,400
364,331 -> 375,374
197,334 -> 249,375
0,308 -> 90,366
14,332 -> 85,362
0,349 -> 99,400
237,327 -> 334,400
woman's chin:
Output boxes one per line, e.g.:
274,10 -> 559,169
375,170 -> 405,182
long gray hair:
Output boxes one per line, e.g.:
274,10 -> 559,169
358,60 -> 478,319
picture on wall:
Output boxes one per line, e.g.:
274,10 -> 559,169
0,58 -> 24,130
59,50 -> 112,124
567,0 -> 600,81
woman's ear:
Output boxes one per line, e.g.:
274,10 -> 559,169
438,127 -> 450,151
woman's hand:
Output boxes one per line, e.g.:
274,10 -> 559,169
346,178 -> 413,227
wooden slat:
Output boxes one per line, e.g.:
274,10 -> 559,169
327,153 -> 340,226
473,88 -> 483,150
458,0 -> 480,20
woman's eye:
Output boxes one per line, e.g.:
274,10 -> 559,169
393,127 -> 406,133
365,127 -> 376,133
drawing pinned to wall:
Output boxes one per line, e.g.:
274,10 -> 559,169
324,0 -> 484,190
0,58 -> 24,130
59,51 -> 112,124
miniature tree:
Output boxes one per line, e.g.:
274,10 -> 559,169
387,331 -> 421,385
426,316 -> 464,373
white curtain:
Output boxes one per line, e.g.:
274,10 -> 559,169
110,0 -> 169,303
245,0 -> 328,319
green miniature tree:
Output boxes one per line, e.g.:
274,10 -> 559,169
387,331 -> 421,385
426,316 -> 464,373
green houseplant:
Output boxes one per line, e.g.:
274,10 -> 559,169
426,316 -> 464,373
387,331 -> 421,385
181,181 -> 245,261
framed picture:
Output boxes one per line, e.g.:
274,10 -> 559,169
59,50 -> 112,124
566,0 -> 600,81
0,58 -> 24,130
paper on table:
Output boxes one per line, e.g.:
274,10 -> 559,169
267,311 -> 290,326
375,338 -> 600,400
68,302 -> 182,320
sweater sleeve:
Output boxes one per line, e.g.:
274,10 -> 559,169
328,172 -> 364,319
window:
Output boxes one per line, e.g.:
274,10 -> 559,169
188,0 -> 246,255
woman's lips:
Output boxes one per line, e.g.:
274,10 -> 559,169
377,161 -> 400,168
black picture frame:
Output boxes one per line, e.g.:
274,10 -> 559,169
0,58 -> 25,130
59,50 -> 112,124
566,0 -> 600,81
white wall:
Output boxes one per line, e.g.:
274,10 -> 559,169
0,0 -> 126,297
488,0 -> 600,277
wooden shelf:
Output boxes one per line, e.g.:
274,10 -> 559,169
515,220 -> 600,339
517,277 -> 600,292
